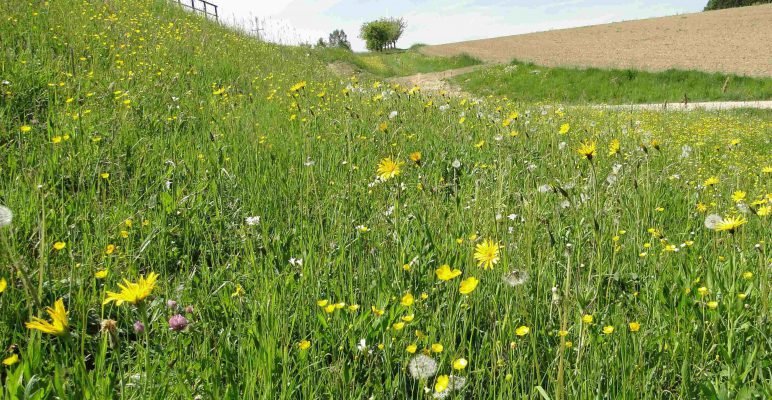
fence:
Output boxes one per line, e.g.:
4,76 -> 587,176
173,0 -> 218,21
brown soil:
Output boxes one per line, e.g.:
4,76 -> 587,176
420,4 -> 772,77
386,65 -> 484,97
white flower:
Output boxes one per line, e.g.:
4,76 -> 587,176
304,156 -> 315,166
704,214 -> 723,230
408,354 -> 437,379
388,111 -> 398,119
451,160 -> 461,169
538,184 -> 552,193
507,214 -> 518,221
245,216 -> 261,226
357,338 -> 367,352
0,205 -> 12,227
288,257 -> 303,266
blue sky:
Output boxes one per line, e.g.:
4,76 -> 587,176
216,0 -> 708,51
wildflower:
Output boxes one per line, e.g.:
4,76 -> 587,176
103,272 -> 159,306
231,284 -> 244,297
290,81 -> 306,92
297,340 -> 311,350
2,354 -> 19,366
25,298 -> 69,336
459,277 -> 479,295
393,322 -> 405,330
559,123 -> 570,134
431,343 -> 444,353
406,344 -> 418,353
167,299 -> 178,309
582,314 -> 593,324
697,286 -> 709,296
435,264 -> 462,281
628,322 -> 641,332
502,270 -> 528,287
558,330 -> 568,337
168,314 -> 188,331
602,326 -> 614,334
706,301 -> 719,310
453,357 -> 468,370
100,319 -> 117,334
371,305 -> 385,316
515,326 -> 530,336
0,278 -> 6,293
576,141 -> 597,161
100,172 -> 110,179
435,375 -> 449,393
742,271 -> 753,280
608,139 -> 620,156
20,125 -> 32,133
376,157 -> 403,181
408,354 -> 438,379
94,269 -> 108,279
731,191 -> 746,203
703,176 -> 719,187
53,242 -> 66,251
410,152 -> 422,163
0,206 -> 12,227
133,321 -> 145,333
245,216 -> 261,226
401,293 -> 414,307
713,216 -> 747,233
474,239 -> 500,269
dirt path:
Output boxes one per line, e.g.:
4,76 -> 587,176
387,65 -> 487,97
592,100 -> 772,111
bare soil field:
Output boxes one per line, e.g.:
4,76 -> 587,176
420,4 -> 772,77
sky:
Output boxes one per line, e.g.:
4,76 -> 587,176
215,0 -> 708,51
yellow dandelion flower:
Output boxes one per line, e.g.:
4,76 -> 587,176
628,322 -> 641,332
376,157 -> 404,181
559,123 -> 570,134
576,141 -> 597,161
474,239 -> 500,269
297,340 -> 311,350
713,216 -> 747,233
103,272 -> 159,306
731,191 -> 746,203
25,298 -> 69,336
608,139 -> 620,156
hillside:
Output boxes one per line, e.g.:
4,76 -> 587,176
0,0 -> 770,399
421,4 -> 772,77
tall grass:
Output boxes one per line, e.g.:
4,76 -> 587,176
453,60 -> 772,104
315,47 -> 481,77
0,0 -> 769,399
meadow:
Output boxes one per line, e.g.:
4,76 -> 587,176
315,46 -> 481,78
452,61 -> 772,104
0,0 -> 770,399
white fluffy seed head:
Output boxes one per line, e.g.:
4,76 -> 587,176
408,354 -> 437,380
704,214 -> 723,230
0,206 -> 12,227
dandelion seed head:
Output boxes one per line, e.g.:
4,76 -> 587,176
503,269 -> 529,287
408,354 -> 438,379
0,205 -> 12,227
704,214 -> 723,229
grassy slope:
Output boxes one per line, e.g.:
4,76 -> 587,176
315,47 -> 481,77
0,0 -> 770,399
452,61 -> 772,104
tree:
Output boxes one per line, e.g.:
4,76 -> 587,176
359,18 -> 407,52
316,37 -> 327,48
328,29 -> 351,50
704,0 -> 770,10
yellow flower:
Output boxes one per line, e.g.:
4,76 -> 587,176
453,357 -> 468,370
431,343 -> 444,353
103,272 -> 159,306
435,375 -> 449,393
435,264 -> 462,281
402,314 -> 414,322
105,244 -> 115,255
348,304 -> 360,312
290,81 -> 306,92
742,271 -> 753,280
401,292 -> 414,307
628,322 -> 641,332
731,191 -> 746,203
703,176 -> 719,187
602,326 -> 614,334
515,325 -> 530,336
558,330 -> 568,337
474,239 -> 500,269
20,125 -> 32,133
608,139 -> 620,156
713,216 -> 747,233
392,322 -> 405,330
94,269 -> 108,279
559,123 -> 570,134
298,340 -> 311,350
371,305 -> 385,316
406,344 -> 417,353
697,286 -> 709,296
231,284 -> 244,297
25,298 -> 69,336
0,278 -> 6,293
2,354 -> 19,366
582,314 -> 593,324
100,172 -> 110,179
376,157 -> 404,181
409,152 -> 422,163
706,301 -> 719,309
459,277 -> 479,295
576,141 -> 597,160
53,242 -> 66,251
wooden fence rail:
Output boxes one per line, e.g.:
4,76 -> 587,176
174,0 -> 218,21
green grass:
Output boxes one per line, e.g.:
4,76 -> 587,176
315,47 -> 481,77
0,0 -> 770,399
453,60 -> 772,104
